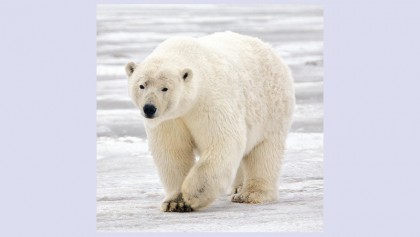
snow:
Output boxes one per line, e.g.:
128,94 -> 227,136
97,4 -> 323,232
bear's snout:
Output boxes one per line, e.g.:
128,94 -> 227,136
143,104 -> 157,118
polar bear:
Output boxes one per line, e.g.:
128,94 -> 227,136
125,31 -> 295,212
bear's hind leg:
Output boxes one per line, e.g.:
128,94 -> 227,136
231,137 -> 284,204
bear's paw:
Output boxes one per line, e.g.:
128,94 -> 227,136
161,193 -> 194,212
231,189 -> 277,204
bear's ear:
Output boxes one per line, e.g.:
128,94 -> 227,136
125,62 -> 137,77
181,68 -> 192,81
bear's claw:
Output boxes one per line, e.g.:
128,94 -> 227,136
231,185 -> 243,195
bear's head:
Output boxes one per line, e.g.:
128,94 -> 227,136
125,60 -> 197,126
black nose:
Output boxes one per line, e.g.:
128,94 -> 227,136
143,104 -> 157,118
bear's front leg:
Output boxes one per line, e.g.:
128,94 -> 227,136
171,106 -> 247,211
180,139 -> 245,210
146,119 -> 195,212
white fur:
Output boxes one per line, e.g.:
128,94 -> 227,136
126,31 -> 295,212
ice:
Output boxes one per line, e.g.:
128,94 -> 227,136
97,4 -> 323,232
96,133 -> 323,231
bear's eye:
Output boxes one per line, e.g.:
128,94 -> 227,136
183,72 -> 188,79
139,85 -> 145,89
161,87 -> 168,92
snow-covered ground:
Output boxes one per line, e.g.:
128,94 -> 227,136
97,4 -> 323,232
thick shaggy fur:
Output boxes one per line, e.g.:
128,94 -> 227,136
126,31 -> 295,212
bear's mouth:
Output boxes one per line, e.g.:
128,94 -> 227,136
144,114 -> 155,119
